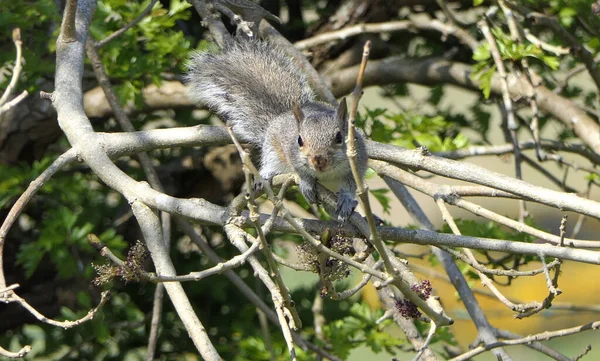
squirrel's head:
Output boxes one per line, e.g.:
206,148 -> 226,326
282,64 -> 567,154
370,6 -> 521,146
293,99 -> 349,174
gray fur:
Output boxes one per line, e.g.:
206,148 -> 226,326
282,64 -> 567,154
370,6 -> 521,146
186,40 -> 367,220
185,40 -> 314,144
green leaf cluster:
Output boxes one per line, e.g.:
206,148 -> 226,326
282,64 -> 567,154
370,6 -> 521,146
322,303 -> 403,359
0,0 -> 59,91
471,27 -> 559,99
90,0 -> 192,106
359,108 -> 469,152
0,154 -> 127,279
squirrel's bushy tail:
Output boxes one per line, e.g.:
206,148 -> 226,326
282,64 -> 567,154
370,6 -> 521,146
185,40 -> 315,144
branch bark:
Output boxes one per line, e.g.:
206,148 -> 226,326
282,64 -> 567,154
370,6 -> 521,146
328,57 -> 600,154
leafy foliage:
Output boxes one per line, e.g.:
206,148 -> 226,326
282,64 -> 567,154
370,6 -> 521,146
358,108 -> 470,152
90,0 -> 192,106
322,303 -> 404,359
0,0 -> 59,90
0,155 -> 127,279
471,26 -> 559,100
370,188 -> 392,215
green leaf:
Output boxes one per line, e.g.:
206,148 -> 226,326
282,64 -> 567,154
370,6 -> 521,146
472,44 -> 491,61
17,242 -> 45,278
585,173 -> 600,182
559,7 -> 577,18
541,55 -> 560,70
451,133 -> 470,149
169,0 -> 192,15
428,85 -> 444,106
60,307 -> 79,321
477,66 -> 496,99
370,188 -> 392,214
22,324 -> 46,355
365,329 -> 403,354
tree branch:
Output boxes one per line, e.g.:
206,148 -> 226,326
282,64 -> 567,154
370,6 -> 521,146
328,57 -> 600,154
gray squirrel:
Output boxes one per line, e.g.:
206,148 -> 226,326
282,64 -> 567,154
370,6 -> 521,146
185,39 -> 367,220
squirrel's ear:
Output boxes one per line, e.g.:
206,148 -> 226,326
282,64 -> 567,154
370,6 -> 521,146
293,104 -> 305,126
337,98 -> 348,126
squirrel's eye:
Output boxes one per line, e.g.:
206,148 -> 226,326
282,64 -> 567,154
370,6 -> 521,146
335,131 -> 343,144
297,135 -> 304,147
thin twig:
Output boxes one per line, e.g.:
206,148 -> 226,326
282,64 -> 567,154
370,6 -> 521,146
333,260 -> 383,300
572,345 -> 592,361
294,18 -> 478,51
4,291 -> 110,328
440,245 -> 561,277
226,127 -> 302,329
91,233 -> 260,283
146,283 -> 164,361
0,344 -> 32,359
515,216 -> 567,319
372,160 -> 600,249
312,290 -> 326,353
449,320 -> 600,361
0,283 -> 19,295
0,28 -> 24,107
0,90 -> 28,115
434,139 -> 600,168
176,218 -> 342,361
96,0 -> 160,48
411,322 -> 437,361
346,41 -> 395,291
0,150 -> 77,288
479,17 -> 527,222
523,29 -> 570,55
225,225 -> 298,361
494,329 -> 571,361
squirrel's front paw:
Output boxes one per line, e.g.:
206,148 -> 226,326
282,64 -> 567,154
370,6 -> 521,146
253,179 -> 264,195
336,193 -> 358,221
299,178 -> 317,204
253,175 -> 273,196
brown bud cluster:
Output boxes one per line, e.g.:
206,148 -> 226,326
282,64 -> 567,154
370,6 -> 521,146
92,241 -> 149,285
395,280 -> 433,319
411,280 -> 432,300
297,234 -> 353,284
395,299 -> 422,319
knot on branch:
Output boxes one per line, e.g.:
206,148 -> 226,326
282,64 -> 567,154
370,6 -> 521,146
433,186 -> 459,204
417,146 -> 432,156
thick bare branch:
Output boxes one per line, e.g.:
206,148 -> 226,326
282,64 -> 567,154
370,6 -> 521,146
132,201 -> 222,360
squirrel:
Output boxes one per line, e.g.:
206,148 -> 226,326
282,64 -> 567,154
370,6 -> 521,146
185,39 -> 367,220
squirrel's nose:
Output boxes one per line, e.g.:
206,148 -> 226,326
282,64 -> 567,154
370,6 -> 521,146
310,155 -> 329,171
